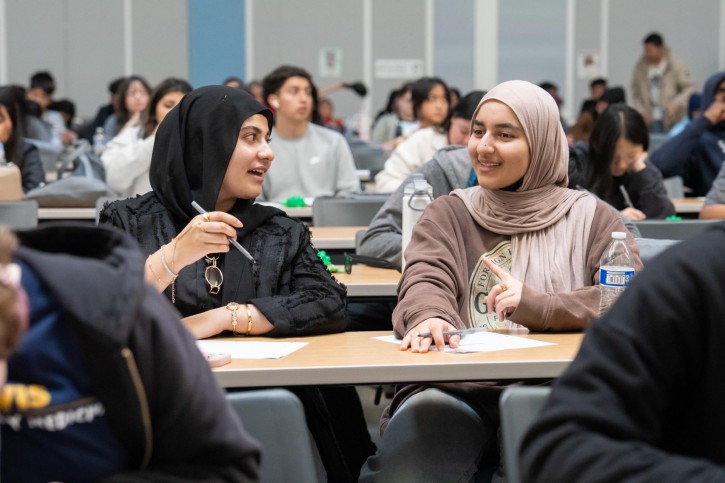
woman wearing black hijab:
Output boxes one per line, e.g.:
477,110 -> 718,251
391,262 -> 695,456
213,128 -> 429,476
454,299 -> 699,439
100,85 -> 346,338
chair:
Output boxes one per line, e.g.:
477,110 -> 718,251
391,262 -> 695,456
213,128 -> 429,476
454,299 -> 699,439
499,386 -> 552,483
633,219 -> 718,240
662,176 -> 684,198
348,140 -> 387,178
24,138 -> 64,180
226,389 -> 325,483
312,195 -> 387,226
0,200 -> 39,230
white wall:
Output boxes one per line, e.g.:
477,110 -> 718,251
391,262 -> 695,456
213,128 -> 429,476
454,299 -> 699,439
1,0 -> 724,124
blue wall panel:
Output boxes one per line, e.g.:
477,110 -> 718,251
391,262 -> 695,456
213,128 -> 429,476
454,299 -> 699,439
188,0 -> 246,88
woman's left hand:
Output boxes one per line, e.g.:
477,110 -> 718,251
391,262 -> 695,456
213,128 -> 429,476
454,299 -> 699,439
483,257 -> 523,323
628,151 -> 648,174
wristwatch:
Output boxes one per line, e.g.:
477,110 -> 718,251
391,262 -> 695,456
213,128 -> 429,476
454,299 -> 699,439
226,302 -> 240,335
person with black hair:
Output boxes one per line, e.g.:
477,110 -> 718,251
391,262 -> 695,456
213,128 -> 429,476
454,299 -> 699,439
102,78 -> 193,197
259,65 -> 359,202
0,86 -> 46,192
371,81 -> 418,149
102,75 -> 151,140
631,32 -> 695,133
78,76 -> 126,142
374,88 -> 476,193
223,76 -> 245,89
579,104 -> 674,220
25,71 -> 77,145
652,71 -> 725,197
580,77 -> 607,115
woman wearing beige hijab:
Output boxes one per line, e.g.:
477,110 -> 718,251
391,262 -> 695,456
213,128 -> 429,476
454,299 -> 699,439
360,80 -> 643,482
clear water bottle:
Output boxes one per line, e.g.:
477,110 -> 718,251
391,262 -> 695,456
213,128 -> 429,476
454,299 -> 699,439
402,173 -> 433,270
599,231 -> 635,315
0,143 -> 5,164
93,127 -> 106,155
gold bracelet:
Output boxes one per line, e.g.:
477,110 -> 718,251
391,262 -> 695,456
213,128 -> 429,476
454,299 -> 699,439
226,302 -> 240,335
159,245 -> 178,279
244,304 -> 253,336
147,260 -> 164,284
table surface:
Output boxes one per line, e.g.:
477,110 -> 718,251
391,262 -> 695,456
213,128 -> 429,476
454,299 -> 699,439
671,197 -> 704,214
309,226 -> 366,250
213,330 -> 584,388
333,265 -> 400,297
38,207 -> 96,220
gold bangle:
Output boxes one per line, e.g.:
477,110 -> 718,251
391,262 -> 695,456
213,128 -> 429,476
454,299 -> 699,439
147,260 -> 164,284
160,245 -> 178,279
244,304 -> 253,336
226,302 -> 240,335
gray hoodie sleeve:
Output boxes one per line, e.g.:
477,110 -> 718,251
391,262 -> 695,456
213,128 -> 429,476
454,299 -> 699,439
357,146 -> 471,270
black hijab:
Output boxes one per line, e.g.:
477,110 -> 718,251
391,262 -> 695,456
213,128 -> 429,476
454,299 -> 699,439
150,85 -> 277,235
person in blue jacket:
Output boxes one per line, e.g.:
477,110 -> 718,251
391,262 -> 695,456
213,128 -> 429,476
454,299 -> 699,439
650,71 -> 725,196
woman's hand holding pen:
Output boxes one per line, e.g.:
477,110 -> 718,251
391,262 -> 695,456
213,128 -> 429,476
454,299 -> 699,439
483,257 -> 522,324
173,211 -> 243,268
401,317 -> 461,353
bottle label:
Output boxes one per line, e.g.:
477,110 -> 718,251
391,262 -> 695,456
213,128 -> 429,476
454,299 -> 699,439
599,267 -> 634,287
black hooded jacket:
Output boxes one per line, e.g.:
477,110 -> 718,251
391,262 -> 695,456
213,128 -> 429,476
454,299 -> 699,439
14,223 -> 261,482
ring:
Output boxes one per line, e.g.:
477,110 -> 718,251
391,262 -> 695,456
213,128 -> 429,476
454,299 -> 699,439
203,213 -> 211,222
499,283 -> 508,292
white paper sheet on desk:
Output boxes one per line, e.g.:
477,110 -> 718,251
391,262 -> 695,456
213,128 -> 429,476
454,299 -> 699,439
196,340 -> 308,359
374,332 -> 554,353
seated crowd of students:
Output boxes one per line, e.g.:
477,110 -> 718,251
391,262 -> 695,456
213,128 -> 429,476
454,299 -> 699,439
2,54 -> 725,481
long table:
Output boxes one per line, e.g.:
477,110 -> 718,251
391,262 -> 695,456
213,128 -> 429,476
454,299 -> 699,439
309,226 -> 366,250
333,265 -> 400,297
213,330 -> 583,388
672,197 -> 704,214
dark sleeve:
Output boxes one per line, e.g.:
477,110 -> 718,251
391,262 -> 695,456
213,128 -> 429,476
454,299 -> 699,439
104,286 -> 261,482
521,227 -> 725,482
649,116 -> 710,178
627,163 -> 676,218
20,142 -> 46,192
252,224 -> 347,336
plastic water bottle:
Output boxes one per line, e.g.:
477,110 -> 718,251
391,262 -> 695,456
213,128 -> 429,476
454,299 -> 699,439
598,231 -> 635,315
0,143 -> 5,164
93,127 -> 106,155
402,173 -> 433,270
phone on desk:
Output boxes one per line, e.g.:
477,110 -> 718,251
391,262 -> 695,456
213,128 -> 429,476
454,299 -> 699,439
204,352 -> 232,367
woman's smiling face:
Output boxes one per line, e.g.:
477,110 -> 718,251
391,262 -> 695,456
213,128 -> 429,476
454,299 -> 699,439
468,100 -> 530,190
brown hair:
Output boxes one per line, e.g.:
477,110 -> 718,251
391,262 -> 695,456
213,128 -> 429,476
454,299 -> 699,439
0,226 -> 23,359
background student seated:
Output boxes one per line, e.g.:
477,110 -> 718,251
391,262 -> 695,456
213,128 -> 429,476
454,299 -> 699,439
260,65 -> 360,202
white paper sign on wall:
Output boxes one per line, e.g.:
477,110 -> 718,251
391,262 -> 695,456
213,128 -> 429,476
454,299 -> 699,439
374,59 -> 424,79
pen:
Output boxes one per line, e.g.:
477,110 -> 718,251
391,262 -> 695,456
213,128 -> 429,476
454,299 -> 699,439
417,327 -> 488,338
191,201 -> 257,265
619,185 -> 635,209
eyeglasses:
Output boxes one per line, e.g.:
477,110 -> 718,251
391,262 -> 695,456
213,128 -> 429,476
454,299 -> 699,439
343,252 -> 396,274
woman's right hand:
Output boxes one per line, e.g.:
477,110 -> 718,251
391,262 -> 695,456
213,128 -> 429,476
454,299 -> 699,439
173,212 -> 243,269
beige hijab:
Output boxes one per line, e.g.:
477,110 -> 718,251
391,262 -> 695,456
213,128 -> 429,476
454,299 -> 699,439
452,80 -> 597,292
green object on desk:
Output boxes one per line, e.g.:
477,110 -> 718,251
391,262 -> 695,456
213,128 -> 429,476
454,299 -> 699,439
665,215 -> 682,221
316,250 -> 341,273
284,196 -> 307,207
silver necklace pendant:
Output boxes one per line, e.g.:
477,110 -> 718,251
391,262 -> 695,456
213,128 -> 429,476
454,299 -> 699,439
204,256 -> 223,294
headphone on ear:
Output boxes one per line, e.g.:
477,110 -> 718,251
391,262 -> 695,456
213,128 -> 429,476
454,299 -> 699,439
269,98 -> 280,109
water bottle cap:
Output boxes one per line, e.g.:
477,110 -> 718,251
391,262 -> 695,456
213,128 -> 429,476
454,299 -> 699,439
611,231 -> 626,240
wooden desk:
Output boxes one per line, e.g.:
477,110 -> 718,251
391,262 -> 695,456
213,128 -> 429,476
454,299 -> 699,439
672,197 -> 704,214
213,330 -> 583,388
333,265 -> 400,297
310,226 -> 366,250
38,207 -> 96,220
282,206 -> 313,218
